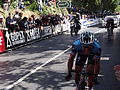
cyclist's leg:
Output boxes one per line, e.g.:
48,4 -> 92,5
111,27 -> 114,35
75,55 -> 87,86
94,58 -> 100,84
87,64 -> 94,89
74,65 -> 82,86
70,26 -> 73,36
87,57 -> 95,89
107,27 -> 110,36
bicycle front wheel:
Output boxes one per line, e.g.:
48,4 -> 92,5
78,81 -> 86,90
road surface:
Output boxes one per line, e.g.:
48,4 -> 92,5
0,26 -> 120,90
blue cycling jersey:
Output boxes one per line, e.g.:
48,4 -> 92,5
71,39 -> 101,55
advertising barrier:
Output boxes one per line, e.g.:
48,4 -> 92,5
80,18 -> 100,28
25,28 -> 41,42
0,23 -> 67,53
5,31 -> 25,48
0,30 -> 6,52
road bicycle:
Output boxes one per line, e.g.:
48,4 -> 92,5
70,21 -> 81,36
70,54 -> 97,90
107,24 -> 114,39
70,70 -> 95,90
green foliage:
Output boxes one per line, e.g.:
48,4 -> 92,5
10,1 -> 16,10
0,1 -> 2,6
24,1 -> 30,6
71,0 -> 84,8
115,5 -> 120,12
71,0 -> 119,13
26,1 -> 38,11
41,5 -> 62,15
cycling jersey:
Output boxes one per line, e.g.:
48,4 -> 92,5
71,39 -> 101,66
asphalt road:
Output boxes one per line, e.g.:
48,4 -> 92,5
0,26 -> 120,90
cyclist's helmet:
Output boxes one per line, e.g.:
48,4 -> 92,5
79,31 -> 95,44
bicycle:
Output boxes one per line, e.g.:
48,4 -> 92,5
70,21 -> 81,36
107,25 -> 113,36
67,54 -> 98,90
70,70 -> 95,90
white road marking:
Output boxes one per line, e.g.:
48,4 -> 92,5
101,57 -> 110,60
5,47 -> 72,90
94,28 -> 106,34
98,74 -> 104,77
5,28 -> 107,90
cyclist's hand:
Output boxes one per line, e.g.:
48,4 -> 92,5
65,72 -> 72,81
93,55 -> 100,60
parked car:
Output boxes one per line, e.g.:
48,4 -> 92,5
102,16 -> 119,28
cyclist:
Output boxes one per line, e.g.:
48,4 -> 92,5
70,14 -> 81,36
65,31 -> 101,90
106,17 -> 114,36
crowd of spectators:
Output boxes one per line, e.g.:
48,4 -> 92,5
0,11 -> 65,33
2,0 -> 25,11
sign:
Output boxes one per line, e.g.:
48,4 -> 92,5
10,31 -> 25,45
57,1 -> 71,8
5,31 -> 25,47
43,26 -> 52,36
26,28 -> 40,42
0,30 -> 6,52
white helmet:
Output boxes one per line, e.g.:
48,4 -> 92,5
79,31 -> 95,44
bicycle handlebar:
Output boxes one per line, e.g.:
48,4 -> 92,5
78,53 -> 95,56
70,70 -> 95,76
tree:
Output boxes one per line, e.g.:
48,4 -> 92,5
71,0 -> 119,13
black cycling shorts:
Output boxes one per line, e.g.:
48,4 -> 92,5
75,54 -> 95,67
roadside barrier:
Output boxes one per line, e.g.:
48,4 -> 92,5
0,30 -> 6,53
0,23 -> 68,53
80,18 -> 100,28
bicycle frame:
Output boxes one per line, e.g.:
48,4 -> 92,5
107,24 -> 113,36
71,56 -> 95,90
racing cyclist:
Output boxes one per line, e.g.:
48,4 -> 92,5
65,31 -> 101,90
70,14 -> 81,36
106,18 -> 114,36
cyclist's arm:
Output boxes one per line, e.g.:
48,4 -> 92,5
67,44 -> 78,72
67,53 -> 76,72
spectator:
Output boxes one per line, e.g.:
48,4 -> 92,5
3,0 -> 9,11
0,15 -> 5,28
31,15 -> 36,26
18,0 -> 25,10
37,0 -> 42,11
35,16 -> 43,28
28,17 -> 34,29
15,12 -> 23,31
49,15 -> 56,33
6,13 -> 16,33
19,17 -> 29,31
35,18 -> 43,36
19,12 -> 23,21
13,11 -> 20,22
41,15 -> 49,26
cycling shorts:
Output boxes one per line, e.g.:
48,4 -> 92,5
75,54 -> 95,67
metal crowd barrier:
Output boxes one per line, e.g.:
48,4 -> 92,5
0,24 -> 68,53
